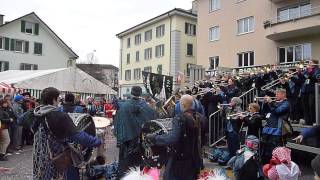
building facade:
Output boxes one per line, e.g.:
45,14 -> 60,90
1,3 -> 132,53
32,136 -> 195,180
76,64 -> 119,91
117,8 -> 197,98
0,12 -> 78,72
196,0 -> 320,70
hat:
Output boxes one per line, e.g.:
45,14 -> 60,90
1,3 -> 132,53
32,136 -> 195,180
131,86 -> 142,97
245,135 -> 259,150
312,155 -> 320,176
14,95 -> 24,102
65,93 -> 75,103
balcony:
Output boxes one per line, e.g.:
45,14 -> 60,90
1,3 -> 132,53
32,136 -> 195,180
264,6 -> 320,41
269,0 -> 288,3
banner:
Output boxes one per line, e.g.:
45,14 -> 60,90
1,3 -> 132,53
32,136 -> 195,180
142,71 -> 173,99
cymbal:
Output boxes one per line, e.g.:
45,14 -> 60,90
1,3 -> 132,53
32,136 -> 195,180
92,117 -> 111,128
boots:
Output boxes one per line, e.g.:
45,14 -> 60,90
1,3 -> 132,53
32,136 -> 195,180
0,154 -> 8,161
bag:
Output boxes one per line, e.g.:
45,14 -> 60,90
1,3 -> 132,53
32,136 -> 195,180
51,148 -> 73,173
282,120 -> 293,136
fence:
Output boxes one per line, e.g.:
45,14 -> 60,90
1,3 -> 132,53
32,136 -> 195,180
208,87 -> 258,147
316,83 -> 320,125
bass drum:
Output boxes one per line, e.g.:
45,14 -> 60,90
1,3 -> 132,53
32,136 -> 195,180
68,113 -> 96,166
141,118 -> 172,168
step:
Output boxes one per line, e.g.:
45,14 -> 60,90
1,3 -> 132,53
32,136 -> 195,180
286,142 -> 320,155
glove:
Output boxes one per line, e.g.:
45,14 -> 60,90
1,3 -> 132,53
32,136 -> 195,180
145,133 -> 157,146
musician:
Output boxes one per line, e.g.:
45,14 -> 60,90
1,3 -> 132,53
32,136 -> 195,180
114,86 -> 157,178
301,60 -> 320,125
225,79 -> 240,102
201,87 -> 223,119
221,97 -> 243,164
58,93 -> 84,113
239,103 -> 263,138
260,88 -> 290,164
33,87 -> 101,180
146,95 -> 202,180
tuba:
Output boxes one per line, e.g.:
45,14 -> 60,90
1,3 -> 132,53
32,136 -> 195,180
161,96 -> 176,117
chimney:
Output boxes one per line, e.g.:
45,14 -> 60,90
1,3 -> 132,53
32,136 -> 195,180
0,15 -> 4,25
192,1 -> 198,15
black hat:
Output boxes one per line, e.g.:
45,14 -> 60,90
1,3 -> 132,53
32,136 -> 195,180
65,93 -> 75,103
312,155 -> 320,176
131,86 -> 142,97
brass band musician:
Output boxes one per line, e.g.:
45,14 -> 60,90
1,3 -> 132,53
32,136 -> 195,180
238,103 -> 263,138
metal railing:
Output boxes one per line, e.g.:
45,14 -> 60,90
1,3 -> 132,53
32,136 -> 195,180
265,5 -> 320,26
208,87 -> 258,147
316,83 -> 320,125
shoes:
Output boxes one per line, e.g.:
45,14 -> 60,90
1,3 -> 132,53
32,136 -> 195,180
0,154 -> 8,161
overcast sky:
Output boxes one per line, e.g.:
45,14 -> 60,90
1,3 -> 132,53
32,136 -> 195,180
0,0 -> 193,67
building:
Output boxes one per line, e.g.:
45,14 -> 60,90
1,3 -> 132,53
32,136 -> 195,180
76,64 -> 119,91
116,8 -> 197,98
196,0 -> 319,71
0,12 -> 78,72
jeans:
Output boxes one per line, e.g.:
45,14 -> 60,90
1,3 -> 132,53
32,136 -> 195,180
0,129 -> 10,154
12,125 -> 23,149
226,131 -> 240,157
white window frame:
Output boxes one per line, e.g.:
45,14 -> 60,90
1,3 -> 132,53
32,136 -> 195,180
187,44 -> 193,56
156,25 -> 165,38
125,70 -> 131,81
185,23 -> 196,36
278,3 -> 311,23
0,37 -> 4,50
135,34 -> 141,45
145,30 -> 152,42
20,63 -> 38,70
127,38 -> 131,48
126,53 -> 130,64
25,22 -> 34,34
144,66 -> 152,73
237,16 -> 254,35
157,65 -> 162,74
278,43 -> 311,64
209,0 -> 221,12
34,42 -> 42,55
0,61 -> 9,72
155,44 -> 165,58
209,26 -> 220,41
144,48 -> 152,60
209,56 -> 219,70
136,51 -> 140,62
15,40 -> 24,53
134,68 -> 141,80
238,51 -> 254,67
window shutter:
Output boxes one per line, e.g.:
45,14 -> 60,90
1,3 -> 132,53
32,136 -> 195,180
4,38 -> 10,50
193,25 -> 196,35
39,43 -> 42,55
21,20 -> 26,33
33,65 -> 38,70
34,23 -> 39,35
185,23 -> 188,34
24,41 -> 29,53
4,62 -> 9,71
20,63 -> 24,70
10,39 -> 15,51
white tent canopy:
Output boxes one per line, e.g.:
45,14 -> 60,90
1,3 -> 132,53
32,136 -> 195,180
0,68 -> 117,95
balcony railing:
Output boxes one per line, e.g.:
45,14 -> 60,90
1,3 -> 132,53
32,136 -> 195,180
264,5 -> 320,27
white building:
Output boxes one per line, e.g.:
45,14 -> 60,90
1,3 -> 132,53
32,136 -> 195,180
0,12 -> 78,71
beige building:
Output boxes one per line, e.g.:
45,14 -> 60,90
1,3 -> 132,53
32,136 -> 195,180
117,8 -> 197,98
196,0 -> 320,71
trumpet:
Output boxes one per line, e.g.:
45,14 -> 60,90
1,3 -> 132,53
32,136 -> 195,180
217,103 -> 231,109
226,111 -> 251,120
254,96 -> 277,102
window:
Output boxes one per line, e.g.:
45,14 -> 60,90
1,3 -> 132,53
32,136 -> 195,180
20,63 -> 38,70
238,51 -> 254,67
209,26 -> 220,41
15,40 -> 23,52
125,70 -> 131,81
144,66 -> 152,73
10,39 -> 29,53
136,51 -> 140,62
25,22 -> 34,34
209,0 -> 221,12
144,48 -> 152,60
126,53 -> 130,64
209,56 -> 219,70
279,43 -> 311,63
187,44 -> 193,56
237,16 -> 254,35
134,68 -> 141,80
145,30 -> 152,42
157,65 -> 162,74
156,25 -> 165,38
0,37 -> 3,50
0,61 -> 9,72
185,23 -> 196,36
155,44 -> 165,57
34,42 -> 42,55
127,38 -> 131,48
135,34 -> 141,45
278,3 -> 311,22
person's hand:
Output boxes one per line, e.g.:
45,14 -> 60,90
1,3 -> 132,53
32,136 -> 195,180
10,118 -> 13,122
264,96 -> 272,103
293,135 -> 304,144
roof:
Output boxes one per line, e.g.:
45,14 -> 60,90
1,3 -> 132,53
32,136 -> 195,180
116,8 -> 197,38
0,68 -> 117,95
0,12 -> 78,59
76,64 -> 119,70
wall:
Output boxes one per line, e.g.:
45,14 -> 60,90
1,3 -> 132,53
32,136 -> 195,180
0,15 -> 73,70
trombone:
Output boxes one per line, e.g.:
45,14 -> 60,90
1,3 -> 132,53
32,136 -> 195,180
217,103 -> 231,109
254,96 -> 276,102
261,71 -> 298,91
226,111 -> 251,120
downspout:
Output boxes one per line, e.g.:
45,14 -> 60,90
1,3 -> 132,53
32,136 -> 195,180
169,12 -> 172,77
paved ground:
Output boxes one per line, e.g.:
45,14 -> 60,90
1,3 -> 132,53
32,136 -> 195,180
0,126 -> 315,180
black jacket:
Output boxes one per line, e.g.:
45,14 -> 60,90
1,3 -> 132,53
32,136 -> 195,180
0,107 -> 13,129
243,113 -> 263,138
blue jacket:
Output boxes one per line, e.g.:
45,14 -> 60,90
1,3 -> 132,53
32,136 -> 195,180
301,125 -> 320,138
301,67 -> 320,94
174,99 -> 205,116
262,99 -> 289,136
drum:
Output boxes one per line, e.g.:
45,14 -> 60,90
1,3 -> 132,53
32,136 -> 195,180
92,116 -> 111,156
68,113 -> 96,166
141,118 -> 173,168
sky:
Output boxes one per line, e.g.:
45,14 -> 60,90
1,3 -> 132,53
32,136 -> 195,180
0,0 -> 193,67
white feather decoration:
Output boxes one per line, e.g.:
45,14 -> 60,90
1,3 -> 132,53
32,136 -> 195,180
122,168 -> 153,180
